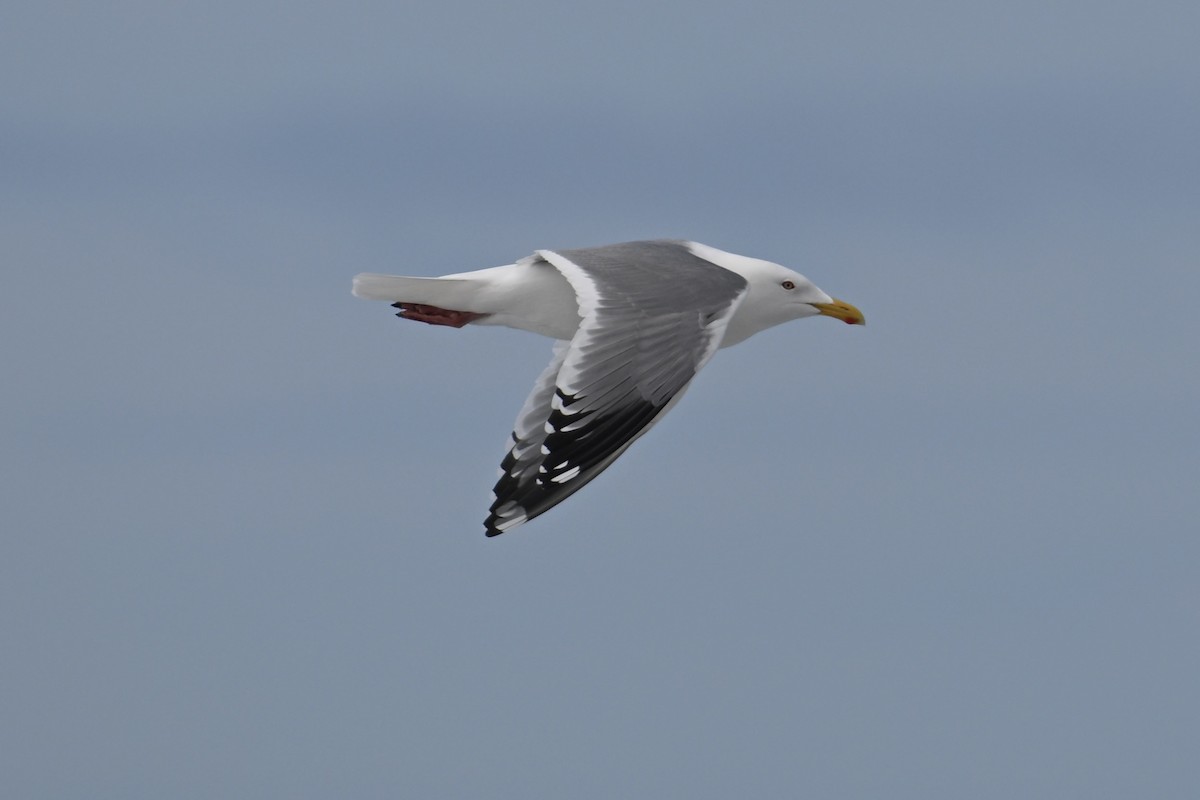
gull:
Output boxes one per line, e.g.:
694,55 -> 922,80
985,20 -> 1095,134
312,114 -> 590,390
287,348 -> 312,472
353,240 -> 864,536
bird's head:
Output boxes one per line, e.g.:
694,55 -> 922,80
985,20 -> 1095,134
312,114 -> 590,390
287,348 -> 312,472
686,242 -> 864,344
754,262 -> 866,327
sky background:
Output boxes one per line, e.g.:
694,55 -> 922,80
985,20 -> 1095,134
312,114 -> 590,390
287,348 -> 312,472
3,1 -> 1198,797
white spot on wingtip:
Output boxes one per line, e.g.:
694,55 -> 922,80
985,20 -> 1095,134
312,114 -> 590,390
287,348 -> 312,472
492,501 -> 528,531
550,465 -> 581,483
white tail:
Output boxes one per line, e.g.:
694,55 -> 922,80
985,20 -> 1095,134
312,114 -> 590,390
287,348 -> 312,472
352,273 -> 489,311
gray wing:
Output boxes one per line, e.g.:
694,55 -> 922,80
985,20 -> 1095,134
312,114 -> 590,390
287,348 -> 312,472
485,240 -> 748,536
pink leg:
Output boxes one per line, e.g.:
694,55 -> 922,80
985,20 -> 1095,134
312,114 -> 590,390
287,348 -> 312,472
392,302 -> 485,328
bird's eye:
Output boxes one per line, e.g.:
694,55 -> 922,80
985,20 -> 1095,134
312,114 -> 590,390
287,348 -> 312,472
781,280 -> 796,290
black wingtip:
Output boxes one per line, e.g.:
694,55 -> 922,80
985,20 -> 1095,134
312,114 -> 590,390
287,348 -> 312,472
484,514 -> 507,537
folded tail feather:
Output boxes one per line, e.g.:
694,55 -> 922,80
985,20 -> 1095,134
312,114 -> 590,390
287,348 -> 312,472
352,274 -> 487,312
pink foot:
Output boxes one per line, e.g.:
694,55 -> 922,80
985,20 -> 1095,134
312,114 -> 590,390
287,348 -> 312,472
392,302 -> 484,328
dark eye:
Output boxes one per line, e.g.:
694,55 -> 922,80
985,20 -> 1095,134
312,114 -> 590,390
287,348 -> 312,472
781,280 -> 796,290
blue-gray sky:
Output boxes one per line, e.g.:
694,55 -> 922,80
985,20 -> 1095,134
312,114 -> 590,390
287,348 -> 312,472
3,2 -> 1198,797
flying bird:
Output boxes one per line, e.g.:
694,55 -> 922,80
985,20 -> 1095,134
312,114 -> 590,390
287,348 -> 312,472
353,240 -> 864,536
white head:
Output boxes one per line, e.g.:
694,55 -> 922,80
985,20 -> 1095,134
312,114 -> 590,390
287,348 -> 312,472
686,242 -> 865,346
